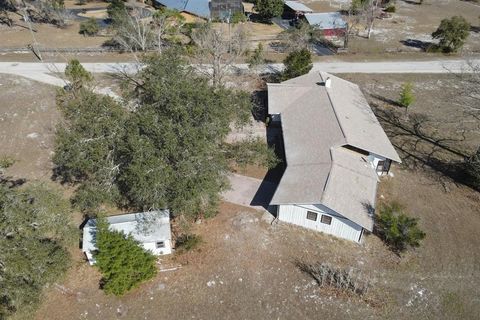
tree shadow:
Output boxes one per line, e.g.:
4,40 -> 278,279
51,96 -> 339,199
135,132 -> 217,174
250,126 -> 285,212
470,25 -> 480,34
370,102 -> 475,189
370,93 -> 404,108
400,0 -> 422,5
0,177 -> 27,188
400,39 -> 433,52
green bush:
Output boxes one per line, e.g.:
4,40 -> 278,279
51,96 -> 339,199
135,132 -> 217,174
175,233 -> 202,252
231,11 -> 247,24
255,0 -> 283,21
432,16 -> 470,53
94,220 -> 157,296
375,202 -> 426,253
398,82 -> 415,108
79,17 -> 100,36
282,49 -> 313,80
384,5 -> 396,13
247,42 -> 265,68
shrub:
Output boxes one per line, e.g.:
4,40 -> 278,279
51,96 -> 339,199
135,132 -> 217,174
398,82 -> 415,108
375,202 -> 426,253
297,262 -> 370,296
79,17 -> 100,36
248,42 -> 266,68
432,16 -> 470,53
255,0 -> 284,21
282,48 -> 313,80
175,233 -> 202,252
384,5 -> 396,13
94,220 -> 157,296
231,11 -> 246,24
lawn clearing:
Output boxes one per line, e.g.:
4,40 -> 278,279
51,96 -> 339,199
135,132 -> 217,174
2,72 -> 479,320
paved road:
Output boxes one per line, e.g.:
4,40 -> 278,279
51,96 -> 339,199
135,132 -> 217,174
0,59 -> 478,77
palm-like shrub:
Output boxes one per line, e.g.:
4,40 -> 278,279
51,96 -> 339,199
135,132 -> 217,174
375,202 -> 426,253
94,220 -> 157,295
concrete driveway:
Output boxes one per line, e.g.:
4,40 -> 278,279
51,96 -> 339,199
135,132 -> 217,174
223,174 -> 277,211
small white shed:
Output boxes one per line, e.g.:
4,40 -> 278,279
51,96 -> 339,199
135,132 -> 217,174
82,210 -> 172,265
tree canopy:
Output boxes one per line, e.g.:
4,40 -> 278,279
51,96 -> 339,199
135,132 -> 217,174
53,51 -> 273,219
375,202 -> 426,254
282,49 -> 313,81
0,183 -> 74,318
94,219 -> 157,296
255,0 -> 284,21
432,16 -> 470,53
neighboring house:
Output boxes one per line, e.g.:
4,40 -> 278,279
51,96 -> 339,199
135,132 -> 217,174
282,1 -> 313,20
82,211 -> 172,265
154,0 -> 243,20
267,72 -> 401,243
304,12 -> 347,37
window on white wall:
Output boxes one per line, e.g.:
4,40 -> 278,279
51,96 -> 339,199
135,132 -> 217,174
321,215 -> 332,225
306,211 -> 318,221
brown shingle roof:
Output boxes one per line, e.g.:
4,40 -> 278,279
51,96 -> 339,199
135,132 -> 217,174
269,72 -> 400,230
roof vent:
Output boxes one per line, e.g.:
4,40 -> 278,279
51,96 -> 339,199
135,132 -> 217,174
324,77 -> 332,88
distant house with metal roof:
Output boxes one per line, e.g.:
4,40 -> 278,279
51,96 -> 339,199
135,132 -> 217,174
304,12 -> 347,37
282,1 -> 313,19
154,0 -> 244,20
82,211 -> 172,265
267,72 -> 401,243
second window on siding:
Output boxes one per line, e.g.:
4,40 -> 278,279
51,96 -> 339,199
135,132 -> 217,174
306,211 -> 318,221
321,215 -> 332,225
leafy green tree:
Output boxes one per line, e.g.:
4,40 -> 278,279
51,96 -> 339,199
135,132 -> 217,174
94,219 -> 157,296
398,82 -> 415,109
117,51 -> 251,216
107,0 -> 126,22
0,183 -> 73,318
231,11 -> 246,24
53,75 -> 126,213
375,202 -> 426,253
54,54 -> 271,219
248,42 -> 266,69
255,0 -> 284,21
282,48 -> 313,80
79,17 -> 100,36
64,59 -> 93,91
432,16 -> 470,53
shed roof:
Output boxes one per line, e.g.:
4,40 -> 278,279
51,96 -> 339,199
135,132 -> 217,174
284,1 -> 313,13
155,0 -> 211,18
269,72 -> 400,230
304,12 -> 347,29
82,211 -> 171,255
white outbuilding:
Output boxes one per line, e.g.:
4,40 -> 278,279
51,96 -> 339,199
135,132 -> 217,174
267,72 -> 401,243
82,210 -> 172,265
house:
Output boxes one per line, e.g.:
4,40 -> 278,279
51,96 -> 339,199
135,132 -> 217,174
267,72 -> 401,243
304,12 -> 347,37
282,1 -> 313,20
154,0 -> 244,21
82,210 -> 172,265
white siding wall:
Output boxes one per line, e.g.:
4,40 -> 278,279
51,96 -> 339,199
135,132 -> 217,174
368,153 -> 386,175
143,240 -> 172,256
277,204 -> 363,242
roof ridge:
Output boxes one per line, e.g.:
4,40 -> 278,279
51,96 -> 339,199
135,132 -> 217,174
321,72 -> 347,141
